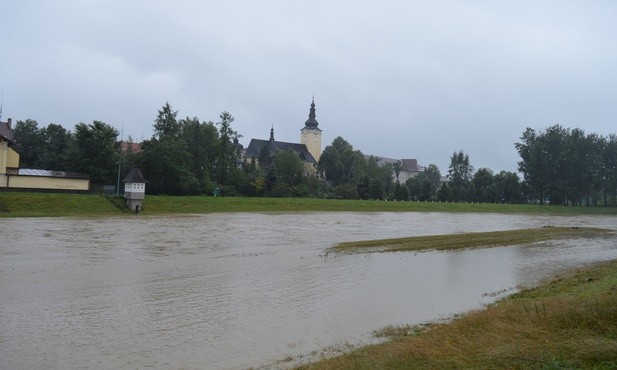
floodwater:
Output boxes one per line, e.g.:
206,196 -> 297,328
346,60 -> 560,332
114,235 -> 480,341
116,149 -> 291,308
1,212 -> 616,369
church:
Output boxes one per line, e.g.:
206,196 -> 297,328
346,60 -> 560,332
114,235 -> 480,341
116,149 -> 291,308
243,98 -> 323,166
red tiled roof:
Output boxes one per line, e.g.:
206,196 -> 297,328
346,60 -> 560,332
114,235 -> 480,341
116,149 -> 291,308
120,141 -> 142,153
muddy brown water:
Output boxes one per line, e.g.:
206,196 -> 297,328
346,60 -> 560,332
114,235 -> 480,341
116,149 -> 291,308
1,212 -> 616,369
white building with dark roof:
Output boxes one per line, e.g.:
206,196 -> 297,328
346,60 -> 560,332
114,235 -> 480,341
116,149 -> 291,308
366,155 -> 426,184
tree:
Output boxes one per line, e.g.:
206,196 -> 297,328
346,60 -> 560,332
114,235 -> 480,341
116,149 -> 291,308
139,137 -> 200,195
73,121 -> 119,184
413,164 -> 441,200
39,123 -> 75,171
273,149 -> 304,186
12,119 -> 44,168
471,168 -> 495,203
516,128 -> 546,203
494,171 -> 523,203
257,145 -> 273,169
366,156 -> 386,199
393,182 -> 409,200
318,137 -> 365,186
406,176 -> 422,201
601,135 -> 617,205
436,182 -> 453,202
448,151 -> 473,202
154,102 -> 180,139
515,124 -> 604,206
393,161 -> 402,183
215,111 -> 240,185
137,104 -> 209,195
179,116 -> 219,191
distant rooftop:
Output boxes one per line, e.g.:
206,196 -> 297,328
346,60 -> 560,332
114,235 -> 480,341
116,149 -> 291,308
365,155 -> 425,172
120,141 -> 142,153
6,168 -> 90,179
0,118 -> 15,144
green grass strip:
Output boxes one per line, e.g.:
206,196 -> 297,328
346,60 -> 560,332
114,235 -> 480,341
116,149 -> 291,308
3,191 -> 617,217
334,227 -> 615,253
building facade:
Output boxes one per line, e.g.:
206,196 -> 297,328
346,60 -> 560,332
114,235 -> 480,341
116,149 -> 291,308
244,99 -> 323,167
300,98 -> 322,162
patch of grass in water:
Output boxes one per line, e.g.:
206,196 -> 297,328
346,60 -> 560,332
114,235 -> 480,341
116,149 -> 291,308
333,226 -> 615,253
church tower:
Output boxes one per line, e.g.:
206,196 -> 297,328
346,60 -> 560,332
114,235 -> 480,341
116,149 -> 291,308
300,98 -> 322,162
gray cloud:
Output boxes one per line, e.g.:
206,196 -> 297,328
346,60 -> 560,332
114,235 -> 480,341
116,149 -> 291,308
2,0 -> 616,173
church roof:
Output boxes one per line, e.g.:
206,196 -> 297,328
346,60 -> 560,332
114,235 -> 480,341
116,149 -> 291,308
122,167 -> 148,183
244,139 -> 317,164
304,98 -> 319,129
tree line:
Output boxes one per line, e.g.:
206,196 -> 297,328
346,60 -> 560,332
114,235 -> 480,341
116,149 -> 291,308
318,139 -> 524,204
516,125 -> 617,206
10,104 -> 617,205
13,103 -> 323,197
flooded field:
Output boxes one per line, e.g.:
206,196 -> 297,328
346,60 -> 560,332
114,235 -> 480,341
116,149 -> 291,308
1,212 -> 616,369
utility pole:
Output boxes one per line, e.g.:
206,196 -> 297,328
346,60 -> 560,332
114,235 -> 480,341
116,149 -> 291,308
116,123 -> 124,197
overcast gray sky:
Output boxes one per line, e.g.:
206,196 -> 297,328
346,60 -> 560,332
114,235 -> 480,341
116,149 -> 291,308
2,1 -> 616,173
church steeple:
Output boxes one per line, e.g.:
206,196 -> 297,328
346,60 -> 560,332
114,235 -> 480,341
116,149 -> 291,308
300,97 -> 322,162
304,97 -> 319,128
269,125 -> 275,142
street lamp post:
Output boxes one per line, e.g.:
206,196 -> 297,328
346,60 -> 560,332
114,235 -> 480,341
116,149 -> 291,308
116,158 -> 122,197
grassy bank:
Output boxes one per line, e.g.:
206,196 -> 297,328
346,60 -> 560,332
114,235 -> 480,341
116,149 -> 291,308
299,259 -> 617,369
2,191 -> 617,217
0,192 -> 129,217
334,227 -> 615,253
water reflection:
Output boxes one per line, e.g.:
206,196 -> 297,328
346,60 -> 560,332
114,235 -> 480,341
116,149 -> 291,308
0,212 -> 615,369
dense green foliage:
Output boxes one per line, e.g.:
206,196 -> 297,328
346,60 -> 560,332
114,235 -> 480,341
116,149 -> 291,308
73,121 -> 119,184
3,192 -> 617,218
432,152 -> 523,204
13,119 -> 119,183
10,105 -> 616,205
516,125 -> 617,206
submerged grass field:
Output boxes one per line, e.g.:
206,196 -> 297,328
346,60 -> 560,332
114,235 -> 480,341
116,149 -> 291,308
299,259 -> 617,369
300,228 -> 617,368
334,226 -> 616,253
2,191 -> 617,217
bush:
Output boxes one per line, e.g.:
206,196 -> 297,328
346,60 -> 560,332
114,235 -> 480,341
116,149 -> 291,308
268,183 -> 292,198
333,184 -> 360,199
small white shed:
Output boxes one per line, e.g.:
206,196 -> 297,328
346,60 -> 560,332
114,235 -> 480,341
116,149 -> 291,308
122,168 -> 147,213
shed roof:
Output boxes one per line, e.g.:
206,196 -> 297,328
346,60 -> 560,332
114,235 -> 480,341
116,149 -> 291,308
122,168 -> 148,183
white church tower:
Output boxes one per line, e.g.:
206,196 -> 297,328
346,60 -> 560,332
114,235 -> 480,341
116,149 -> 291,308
300,98 -> 322,162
